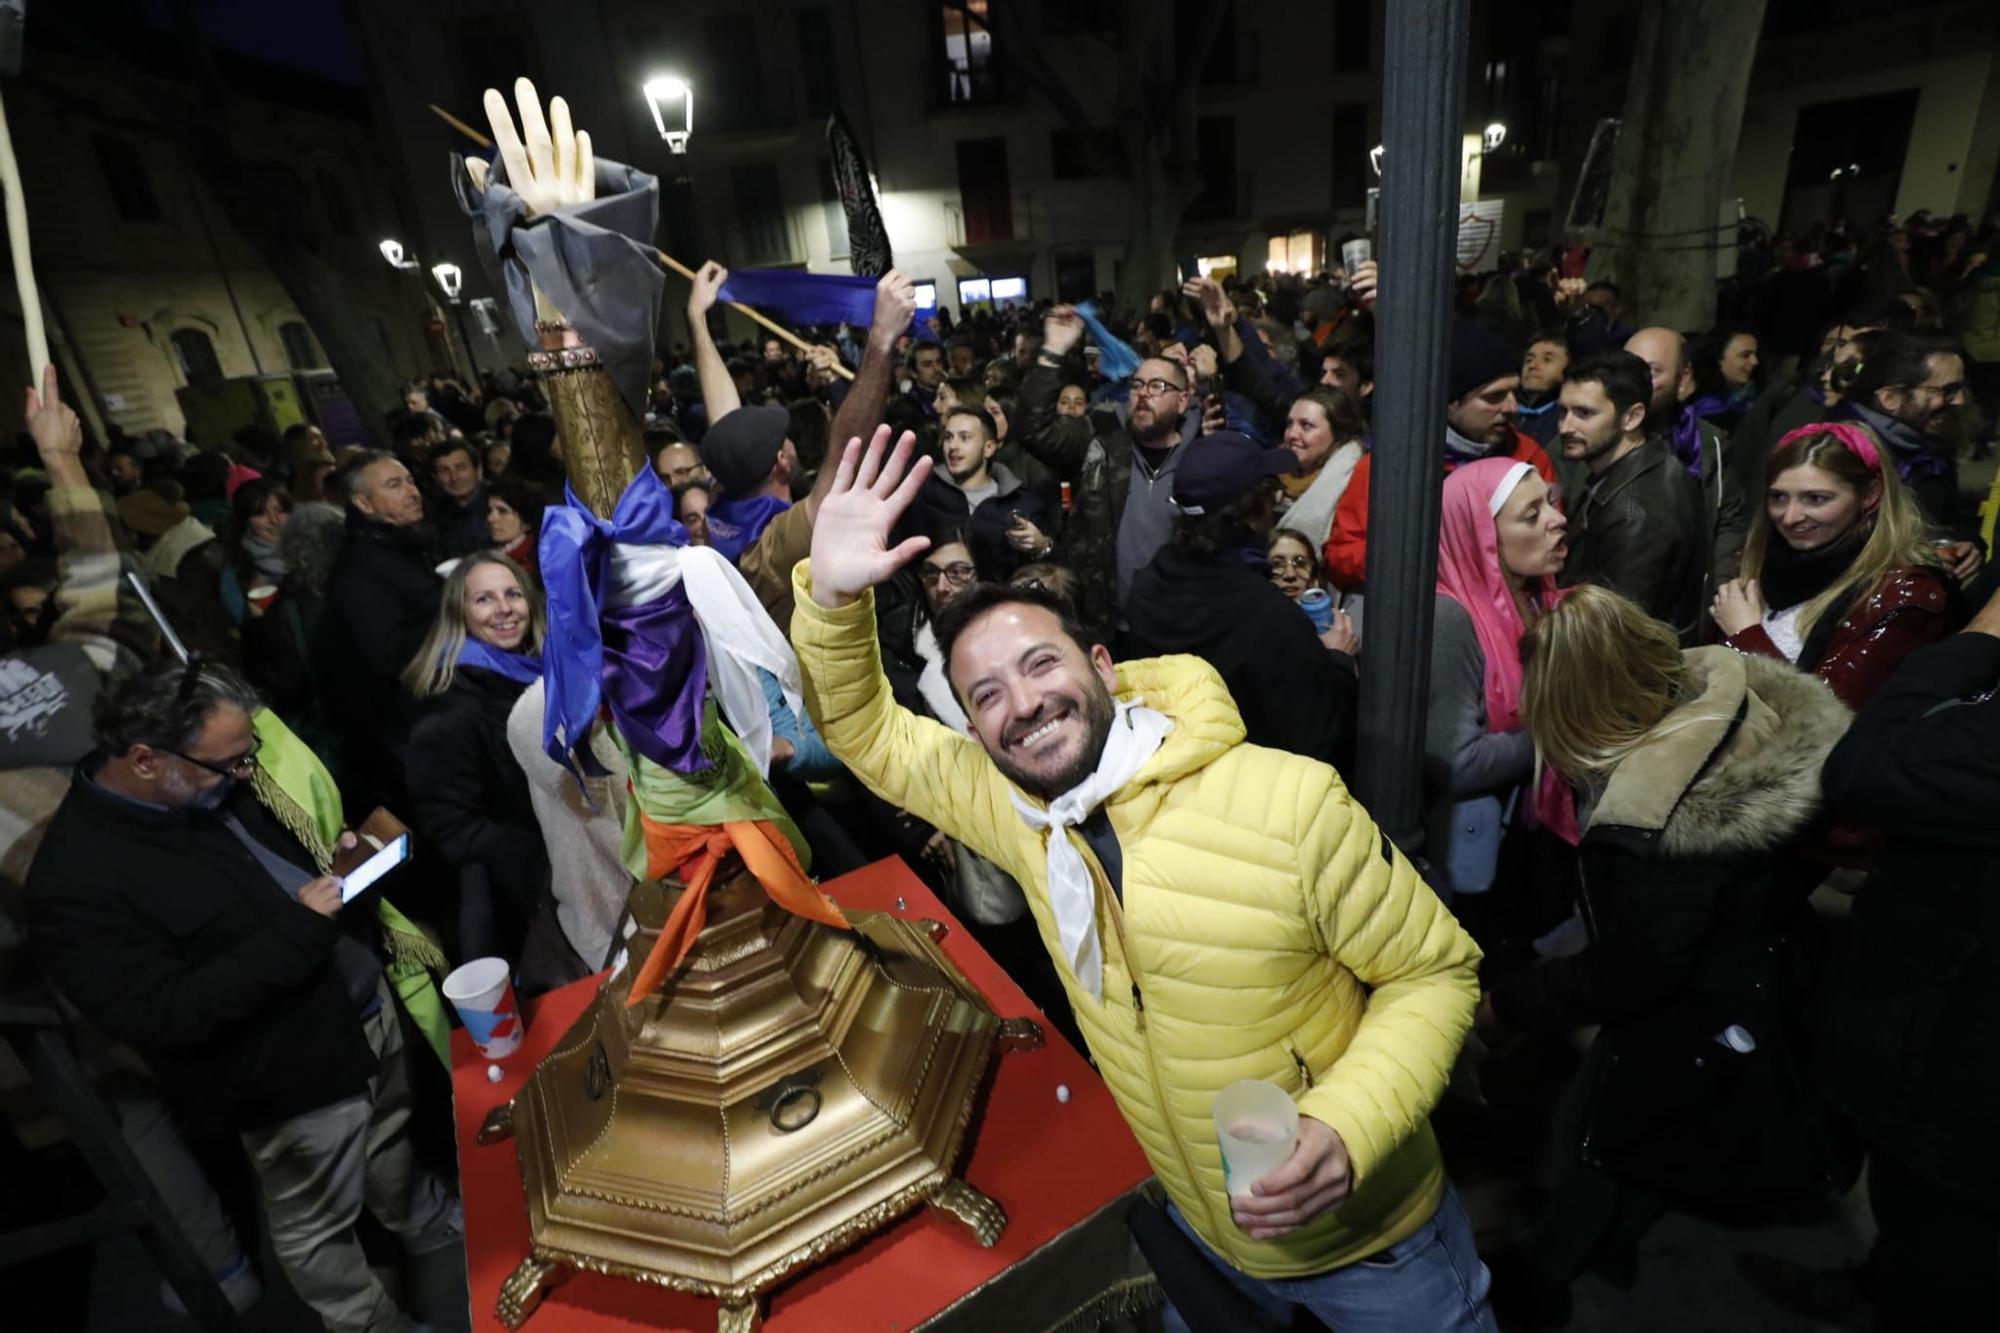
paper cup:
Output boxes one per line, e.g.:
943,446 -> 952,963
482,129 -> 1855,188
1214,1079 -> 1300,1197
246,583 -> 278,610
1340,238 -> 1374,276
442,957 -> 523,1059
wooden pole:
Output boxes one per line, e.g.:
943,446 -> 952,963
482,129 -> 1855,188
428,103 -> 854,382
0,85 -> 50,383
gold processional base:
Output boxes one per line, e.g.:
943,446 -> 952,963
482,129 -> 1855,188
475,869 -> 1045,1332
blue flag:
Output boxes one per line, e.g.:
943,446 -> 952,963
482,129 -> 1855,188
717,268 -> 931,336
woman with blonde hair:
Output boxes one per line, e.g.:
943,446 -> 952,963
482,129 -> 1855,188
1480,584 -> 1854,1320
1712,422 -> 1952,710
402,553 -> 557,971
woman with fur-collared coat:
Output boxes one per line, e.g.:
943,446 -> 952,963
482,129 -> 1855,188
1482,584 -> 1854,1314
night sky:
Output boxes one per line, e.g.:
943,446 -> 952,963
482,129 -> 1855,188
142,0 -> 362,84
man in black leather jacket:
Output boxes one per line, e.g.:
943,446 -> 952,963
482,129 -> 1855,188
1555,351 -> 1709,643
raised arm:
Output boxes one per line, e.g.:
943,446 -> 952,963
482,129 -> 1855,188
687,260 -> 740,421
810,270 -> 914,522
1010,306 -> 1096,478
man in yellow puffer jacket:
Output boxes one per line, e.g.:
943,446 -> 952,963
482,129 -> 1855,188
792,429 -> 1493,1331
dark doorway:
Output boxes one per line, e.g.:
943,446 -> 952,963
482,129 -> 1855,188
1779,89 -> 1918,232
955,137 -> 1013,244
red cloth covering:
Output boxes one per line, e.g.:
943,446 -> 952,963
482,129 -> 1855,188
453,857 -> 1152,1331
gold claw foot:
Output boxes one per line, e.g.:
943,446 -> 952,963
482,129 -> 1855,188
717,1298 -> 763,1333
929,1177 -> 1006,1247
995,1017 -> 1045,1052
477,1101 -> 515,1145
495,1254 -> 571,1328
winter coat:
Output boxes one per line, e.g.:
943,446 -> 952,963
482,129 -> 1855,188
1559,440 -> 1711,643
1013,360 -> 1160,638
431,484 -> 491,560
1946,262 -> 2000,364
24,768 -> 379,1129
405,666 -> 548,912
1724,565 -> 1952,711
1491,648 -> 1853,1203
903,462 -> 1060,584
1323,432 -> 1558,591
314,514 -> 440,800
1817,631 -> 2000,1198
791,562 -> 1483,1280
1124,542 -> 1357,775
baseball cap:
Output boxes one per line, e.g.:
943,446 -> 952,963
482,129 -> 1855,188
1171,432 -> 1295,514
698,403 -> 788,495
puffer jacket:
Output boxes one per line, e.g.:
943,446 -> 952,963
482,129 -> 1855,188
791,563 -> 1483,1279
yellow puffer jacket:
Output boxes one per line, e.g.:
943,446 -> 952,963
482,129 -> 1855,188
791,568 -> 1482,1279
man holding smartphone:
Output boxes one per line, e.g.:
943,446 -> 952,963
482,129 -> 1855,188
27,661 -> 461,1333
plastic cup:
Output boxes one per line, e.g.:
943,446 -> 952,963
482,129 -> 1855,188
1213,1079 -> 1300,1197
1299,587 -> 1334,634
246,583 -> 278,611
442,957 -> 524,1059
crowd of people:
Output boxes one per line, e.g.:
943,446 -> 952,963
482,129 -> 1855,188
3,187 -> 1999,1333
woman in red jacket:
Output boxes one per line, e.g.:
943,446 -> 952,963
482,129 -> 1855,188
1711,422 -> 1951,710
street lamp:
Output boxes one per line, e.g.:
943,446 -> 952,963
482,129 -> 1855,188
1482,122 -> 1507,152
379,238 -> 417,270
642,75 -> 693,153
432,261 -> 463,302
1369,144 -> 1384,177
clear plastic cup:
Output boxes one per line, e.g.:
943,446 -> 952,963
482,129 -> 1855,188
442,957 -> 524,1059
1213,1079 -> 1300,1197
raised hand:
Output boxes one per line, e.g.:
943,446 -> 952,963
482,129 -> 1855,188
807,425 -> 933,610
688,260 -> 729,319
481,78 -> 595,217
1182,276 -> 1235,329
871,269 -> 917,348
24,364 -> 81,461
1348,260 -> 1378,310
1042,305 -> 1084,358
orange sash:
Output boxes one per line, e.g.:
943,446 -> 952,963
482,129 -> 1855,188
624,818 -> 849,1006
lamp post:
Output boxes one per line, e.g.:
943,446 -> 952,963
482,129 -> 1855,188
379,238 -> 417,270
642,75 -> 693,154
431,261 -> 480,380
1482,121 -> 1508,153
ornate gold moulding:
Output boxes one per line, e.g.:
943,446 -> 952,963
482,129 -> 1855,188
477,871 -> 1044,1332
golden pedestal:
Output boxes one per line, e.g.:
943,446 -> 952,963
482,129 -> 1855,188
477,872 -> 1043,1331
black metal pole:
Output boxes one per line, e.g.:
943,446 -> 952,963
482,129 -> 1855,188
1354,0 -> 1470,850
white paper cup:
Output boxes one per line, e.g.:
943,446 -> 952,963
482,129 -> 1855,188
1214,1079 -> 1300,1197
442,956 -> 523,1059
1341,238 -> 1374,276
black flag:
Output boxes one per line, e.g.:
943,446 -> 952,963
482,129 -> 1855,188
826,109 -> 892,277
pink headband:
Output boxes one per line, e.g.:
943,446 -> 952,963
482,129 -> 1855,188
1775,422 -> 1882,475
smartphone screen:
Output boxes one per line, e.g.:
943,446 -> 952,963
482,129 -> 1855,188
340,833 -> 411,902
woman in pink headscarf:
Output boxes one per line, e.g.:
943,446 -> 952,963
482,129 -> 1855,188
1424,455 -> 1576,930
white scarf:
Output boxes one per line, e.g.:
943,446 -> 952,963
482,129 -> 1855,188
1275,439 -> 1364,549
1008,700 -> 1174,999
914,621 -> 969,732
603,541 -> 802,774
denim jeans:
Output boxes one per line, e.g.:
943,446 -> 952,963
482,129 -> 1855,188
1163,1186 -> 1497,1333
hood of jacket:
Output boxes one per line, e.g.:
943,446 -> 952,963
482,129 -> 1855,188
1590,646 -> 1851,858
1105,649 -> 1245,795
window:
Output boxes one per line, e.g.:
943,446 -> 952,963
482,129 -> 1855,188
989,275 -> 1028,307
730,163 -> 794,266
936,1 -> 999,106
1050,128 -> 1116,181
1334,0 -> 1371,72
913,281 -> 939,311
1179,0 -> 1241,85
279,321 -> 321,370
705,15 -> 768,132
316,168 -> 356,236
1185,117 -> 1238,222
957,277 -> 991,308
92,135 -> 164,223
954,137 -> 1012,244
171,328 -> 223,386
817,159 -> 849,260
796,9 -> 840,118
1332,103 -> 1369,209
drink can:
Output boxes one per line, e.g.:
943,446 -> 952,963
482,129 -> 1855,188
1299,587 -> 1334,633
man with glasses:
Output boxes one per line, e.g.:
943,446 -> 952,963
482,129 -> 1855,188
1014,305 -> 1200,640
26,661 -> 462,1333
1839,331 -> 1980,545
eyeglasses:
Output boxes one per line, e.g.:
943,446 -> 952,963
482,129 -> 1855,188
164,736 -> 261,778
1128,377 -> 1187,398
1268,555 -> 1313,574
920,562 -> 976,587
